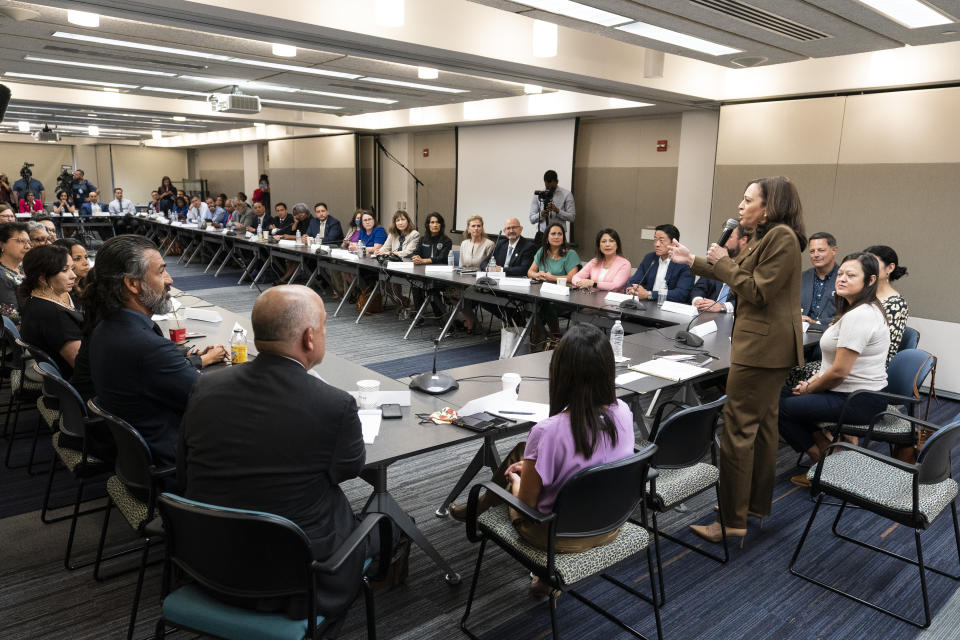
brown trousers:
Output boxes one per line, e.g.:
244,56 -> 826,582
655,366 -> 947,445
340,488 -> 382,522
490,443 -> 619,553
718,363 -> 791,529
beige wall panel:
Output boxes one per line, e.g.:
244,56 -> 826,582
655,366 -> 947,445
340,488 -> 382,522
268,167 -> 356,220
840,87 -> 960,165
0,142 -> 73,201
94,146 -> 112,198
716,98 -> 845,166
111,146 -> 188,203
202,171 -> 245,198
573,167 -> 677,264
413,130 -> 456,169
74,145 -> 97,186
287,135 -> 356,170
196,145 -> 244,197
576,116 -> 682,169
709,165 -> 838,243
833,163 -> 955,323
415,168 -> 456,229
266,139 -> 294,171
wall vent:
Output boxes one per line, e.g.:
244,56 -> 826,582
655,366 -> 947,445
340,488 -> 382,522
690,0 -> 832,41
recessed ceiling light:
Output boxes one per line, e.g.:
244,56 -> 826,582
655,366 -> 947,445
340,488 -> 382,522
524,84 -> 543,94
152,129 -> 162,140
67,10 -> 99,27
23,56 -> 177,77
417,67 -> 439,80
102,87 -> 120,92
856,0 -> 954,28
532,20 -> 558,57
88,125 -> 99,136
510,0 -> 630,27
259,99 -> 343,110
172,116 -> 187,121
299,89 -> 396,104
254,122 -> 265,127
140,87 -> 209,96
86,113 -> 97,117
178,75 -> 299,93
4,72 -> 138,88
376,0 -> 404,27
222,57 -> 361,79
272,43 -> 296,57
360,77 -> 468,93
17,121 -> 30,132
616,21 -> 742,56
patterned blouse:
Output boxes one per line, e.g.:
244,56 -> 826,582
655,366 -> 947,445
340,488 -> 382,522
0,263 -> 23,324
882,294 -> 909,365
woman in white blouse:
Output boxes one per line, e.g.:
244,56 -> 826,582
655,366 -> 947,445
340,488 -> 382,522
457,215 -> 495,333
377,210 -> 420,258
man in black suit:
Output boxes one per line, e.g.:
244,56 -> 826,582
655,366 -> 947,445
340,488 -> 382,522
244,200 -> 272,234
487,217 -> 536,277
307,201 -> 344,244
86,235 -> 226,467
178,285 -> 369,617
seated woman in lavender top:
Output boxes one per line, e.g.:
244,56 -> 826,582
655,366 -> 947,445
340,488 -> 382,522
448,323 -> 637,568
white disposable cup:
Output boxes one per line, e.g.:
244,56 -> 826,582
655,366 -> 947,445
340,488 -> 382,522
357,379 -> 380,409
501,372 -> 521,395
556,277 -> 567,287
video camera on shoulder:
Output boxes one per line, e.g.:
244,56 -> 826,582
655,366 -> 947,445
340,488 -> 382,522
20,162 -> 34,181
534,187 -> 555,205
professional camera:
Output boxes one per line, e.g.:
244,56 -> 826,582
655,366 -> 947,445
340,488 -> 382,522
19,162 -> 34,181
56,168 -> 72,195
534,188 -> 555,205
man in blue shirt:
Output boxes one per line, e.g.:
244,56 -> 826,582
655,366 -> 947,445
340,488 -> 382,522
69,169 -> 96,208
12,170 -> 45,204
801,231 -> 839,324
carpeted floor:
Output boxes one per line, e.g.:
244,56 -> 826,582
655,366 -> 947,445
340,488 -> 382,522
2,255 -> 960,639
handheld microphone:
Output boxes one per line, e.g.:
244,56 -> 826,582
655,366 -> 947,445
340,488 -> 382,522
409,338 -> 459,394
675,289 -> 731,347
715,218 -> 738,249
620,257 -> 658,309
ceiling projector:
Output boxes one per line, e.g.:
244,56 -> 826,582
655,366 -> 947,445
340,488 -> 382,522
209,92 -> 261,114
33,125 -> 60,142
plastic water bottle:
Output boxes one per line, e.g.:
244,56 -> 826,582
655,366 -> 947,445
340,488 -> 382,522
447,251 -> 455,268
487,254 -> 497,272
295,229 -> 301,244
610,320 -> 624,360
657,283 -> 668,308
357,239 -> 365,258
256,220 -> 263,240
230,328 -> 247,364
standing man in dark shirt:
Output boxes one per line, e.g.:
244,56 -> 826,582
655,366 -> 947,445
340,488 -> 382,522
178,285 -> 369,617
69,169 -> 96,209
12,168 -> 45,205
801,231 -> 840,324
84,235 -> 211,467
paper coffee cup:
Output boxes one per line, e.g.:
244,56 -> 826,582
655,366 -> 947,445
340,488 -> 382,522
357,379 -> 380,409
501,372 -> 521,395
557,277 -> 567,287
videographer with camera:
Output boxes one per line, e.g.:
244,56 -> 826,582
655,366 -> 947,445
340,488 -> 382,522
529,169 -> 575,243
70,169 -> 97,209
12,163 -> 45,205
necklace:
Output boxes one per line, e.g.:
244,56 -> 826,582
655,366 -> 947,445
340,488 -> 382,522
31,291 -> 75,311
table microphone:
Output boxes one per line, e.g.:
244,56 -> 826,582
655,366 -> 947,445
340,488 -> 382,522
409,338 -> 459,394
476,229 -> 502,286
620,258 -> 656,309
676,290 -> 731,347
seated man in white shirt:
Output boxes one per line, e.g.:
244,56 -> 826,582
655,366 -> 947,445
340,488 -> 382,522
108,187 -> 137,216
625,223 -> 694,303
185,195 -> 211,224
690,224 -> 751,313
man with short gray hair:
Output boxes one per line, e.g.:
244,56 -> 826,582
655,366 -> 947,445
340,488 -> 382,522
178,285 -> 370,617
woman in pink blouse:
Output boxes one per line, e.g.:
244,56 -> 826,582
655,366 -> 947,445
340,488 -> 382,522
572,228 -> 631,292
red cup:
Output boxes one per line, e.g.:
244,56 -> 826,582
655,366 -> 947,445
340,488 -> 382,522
169,327 -> 186,343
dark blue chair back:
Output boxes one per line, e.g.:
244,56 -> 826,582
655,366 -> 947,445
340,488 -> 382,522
899,326 -> 920,352
886,349 -> 935,399
917,415 -> 960,485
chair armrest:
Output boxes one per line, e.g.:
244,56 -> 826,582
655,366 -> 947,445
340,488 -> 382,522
649,400 -> 687,441
870,411 -> 943,433
831,390 -> 921,437
152,465 -> 177,480
314,513 -> 389,576
464,481 -> 554,543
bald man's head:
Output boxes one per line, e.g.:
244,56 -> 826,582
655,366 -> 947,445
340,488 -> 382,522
251,285 -> 326,367
504,217 -> 523,241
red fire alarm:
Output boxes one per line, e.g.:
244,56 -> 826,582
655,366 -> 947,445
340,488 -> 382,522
656,140 -> 668,152
422,148 -> 429,157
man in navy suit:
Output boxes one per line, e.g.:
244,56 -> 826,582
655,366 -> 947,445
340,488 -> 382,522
487,217 -> 536,277
626,223 -> 694,303
307,201 -> 344,244
244,200 -> 272,234
690,224 -> 750,313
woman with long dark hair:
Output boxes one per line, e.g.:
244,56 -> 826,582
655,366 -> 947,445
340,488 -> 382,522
54,237 -> 91,298
864,244 -> 909,364
157,176 -> 176,213
669,176 -> 806,545
411,212 -> 453,317
447,323 -> 636,560
528,222 -> 580,344
571,228 -> 631,291
0,222 -> 30,323
252,173 -> 271,211
778,253 -> 890,484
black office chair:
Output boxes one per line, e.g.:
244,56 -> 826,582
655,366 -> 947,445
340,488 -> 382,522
461,445 -> 662,640
644,396 -> 728,604
2,318 -> 53,472
33,362 -> 111,570
155,493 -> 391,640
87,397 -> 172,640
790,412 -> 960,628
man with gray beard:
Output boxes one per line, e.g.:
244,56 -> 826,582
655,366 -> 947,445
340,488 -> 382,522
84,235 -> 225,466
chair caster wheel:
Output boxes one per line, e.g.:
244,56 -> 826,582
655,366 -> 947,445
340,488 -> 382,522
445,572 -> 461,585
435,507 -> 448,518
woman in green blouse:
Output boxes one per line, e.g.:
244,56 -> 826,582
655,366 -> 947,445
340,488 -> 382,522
528,223 -> 580,344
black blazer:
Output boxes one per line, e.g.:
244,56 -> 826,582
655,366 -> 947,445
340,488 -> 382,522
89,309 -> 200,467
490,236 -> 536,277
177,352 -> 366,616
307,214 -> 344,244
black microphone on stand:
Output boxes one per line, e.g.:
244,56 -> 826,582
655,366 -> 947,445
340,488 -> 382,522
620,258 -> 657,309
409,338 -> 459,394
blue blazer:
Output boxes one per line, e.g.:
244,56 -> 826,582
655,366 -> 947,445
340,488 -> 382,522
627,251 -> 695,303
691,277 -> 735,311
307,215 -> 344,244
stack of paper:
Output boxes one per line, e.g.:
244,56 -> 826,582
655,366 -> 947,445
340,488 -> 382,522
629,358 -> 710,382
358,410 -> 381,443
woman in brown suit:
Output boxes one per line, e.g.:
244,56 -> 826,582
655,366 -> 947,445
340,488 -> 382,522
669,176 -> 806,545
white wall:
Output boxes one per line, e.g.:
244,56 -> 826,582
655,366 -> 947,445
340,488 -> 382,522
110,146 -> 189,203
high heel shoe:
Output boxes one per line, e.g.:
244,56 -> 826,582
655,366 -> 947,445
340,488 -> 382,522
713,504 -> 765,528
690,521 -> 747,548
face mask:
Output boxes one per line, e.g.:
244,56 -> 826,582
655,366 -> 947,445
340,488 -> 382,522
260,183 -> 267,188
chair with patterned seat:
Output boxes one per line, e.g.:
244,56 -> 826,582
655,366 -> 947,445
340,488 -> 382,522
818,349 -> 936,454
461,445 -> 662,640
790,412 -> 960,628
643,396 -> 727,604
154,493 -> 391,640
2,316 -> 53,472
87,397 -> 173,640
33,362 -> 112,570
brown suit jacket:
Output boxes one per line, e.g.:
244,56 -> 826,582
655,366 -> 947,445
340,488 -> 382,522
692,224 -> 804,369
